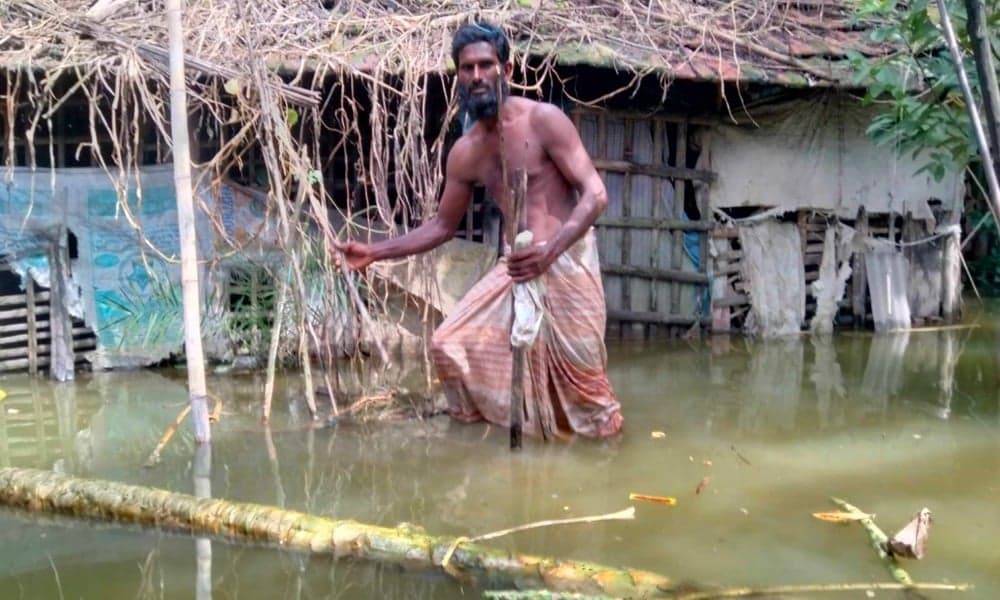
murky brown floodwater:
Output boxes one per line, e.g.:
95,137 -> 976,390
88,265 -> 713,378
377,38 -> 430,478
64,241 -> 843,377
0,301 -> 996,599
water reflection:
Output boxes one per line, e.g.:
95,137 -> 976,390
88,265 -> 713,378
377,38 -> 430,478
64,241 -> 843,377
741,338 -> 804,432
195,444 -> 213,600
0,310 -> 997,598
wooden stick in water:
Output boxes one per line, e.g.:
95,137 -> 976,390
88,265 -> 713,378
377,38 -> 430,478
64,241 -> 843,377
830,497 -> 913,585
510,169 -> 529,450
144,404 -> 192,468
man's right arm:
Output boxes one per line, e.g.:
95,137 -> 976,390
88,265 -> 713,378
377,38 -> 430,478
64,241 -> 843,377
335,143 -> 475,269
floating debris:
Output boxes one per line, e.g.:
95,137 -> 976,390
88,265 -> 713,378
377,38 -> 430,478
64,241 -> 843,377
628,493 -> 677,506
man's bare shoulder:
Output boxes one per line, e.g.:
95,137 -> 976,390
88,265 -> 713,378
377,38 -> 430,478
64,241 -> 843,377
525,101 -> 577,146
445,134 -> 482,182
526,100 -> 570,127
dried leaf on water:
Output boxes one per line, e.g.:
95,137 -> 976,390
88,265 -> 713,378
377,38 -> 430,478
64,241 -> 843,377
812,510 -> 875,524
629,493 -> 677,506
650,431 -> 666,439
695,476 -> 711,495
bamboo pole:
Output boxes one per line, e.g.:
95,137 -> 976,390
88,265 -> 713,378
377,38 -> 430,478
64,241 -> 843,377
0,468 -> 673,598
510,169 -> 528,450
166,0 -> 210,444
262,271 -> 289,424
936,0 -> 1000,233
672,581 -> 971,600
484,592 -> 615,600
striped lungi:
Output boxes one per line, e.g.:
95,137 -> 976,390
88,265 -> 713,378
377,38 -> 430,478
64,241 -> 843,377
430,229 -> 623,438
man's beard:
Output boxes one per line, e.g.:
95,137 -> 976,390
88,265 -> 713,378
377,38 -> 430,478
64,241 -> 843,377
458,79 -> 508,121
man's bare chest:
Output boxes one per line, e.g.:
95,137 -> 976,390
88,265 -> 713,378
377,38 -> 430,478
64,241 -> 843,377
474,132 -> 549,193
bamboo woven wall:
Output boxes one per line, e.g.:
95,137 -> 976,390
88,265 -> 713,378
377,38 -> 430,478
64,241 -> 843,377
572,108 -> 715,338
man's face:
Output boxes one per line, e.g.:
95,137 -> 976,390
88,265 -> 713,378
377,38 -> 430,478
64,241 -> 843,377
456,41 -> 507,121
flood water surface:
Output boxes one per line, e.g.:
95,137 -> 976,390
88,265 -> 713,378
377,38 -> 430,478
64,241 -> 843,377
0,303 -> 997,599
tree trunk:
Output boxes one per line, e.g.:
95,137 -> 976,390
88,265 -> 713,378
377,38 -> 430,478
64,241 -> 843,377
964,0 -> 1000,172
937,0 -> 1000,231
0,468 -> 673,598
166,0 -> 211,443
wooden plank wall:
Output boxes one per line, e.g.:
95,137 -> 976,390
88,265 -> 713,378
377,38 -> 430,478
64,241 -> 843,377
0,263 -> 97,375
572,108 -> 715,338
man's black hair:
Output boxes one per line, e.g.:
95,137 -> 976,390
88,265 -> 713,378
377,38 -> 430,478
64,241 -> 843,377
451,22 -> 510,67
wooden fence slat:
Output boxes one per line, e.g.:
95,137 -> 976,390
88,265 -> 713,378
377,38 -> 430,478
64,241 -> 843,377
670,121 -> 688,319
713,293 -> 750,307
571,107 -> 716,126
0,327 -> 90,346
596,217 -> 714,231
650,118 -> 665,337
606,310 -> 708,326
602,264 -> 709,285
0,291 -> 51,307
602,114 -> 625,337
590,159 -> 715,183
0,338 -> 95,361
0,306 -> 51,321
620,118 -> 637,338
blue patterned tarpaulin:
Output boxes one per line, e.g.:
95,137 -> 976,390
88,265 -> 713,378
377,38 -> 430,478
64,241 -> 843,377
0,166 -> 270,368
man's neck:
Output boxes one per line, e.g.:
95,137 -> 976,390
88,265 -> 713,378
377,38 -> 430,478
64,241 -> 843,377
475,98 -> 514,133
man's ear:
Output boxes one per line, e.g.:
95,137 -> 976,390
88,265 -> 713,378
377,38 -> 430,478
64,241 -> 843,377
503,62 -> 513,79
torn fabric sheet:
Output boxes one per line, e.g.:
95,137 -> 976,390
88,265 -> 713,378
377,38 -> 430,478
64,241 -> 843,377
510,231 -> 545,349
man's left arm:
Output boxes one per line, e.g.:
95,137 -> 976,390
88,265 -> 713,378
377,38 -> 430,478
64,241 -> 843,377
508,104 -> 607,282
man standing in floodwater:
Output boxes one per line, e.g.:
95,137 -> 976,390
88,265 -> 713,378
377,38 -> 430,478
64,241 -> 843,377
334,23 -> 622,438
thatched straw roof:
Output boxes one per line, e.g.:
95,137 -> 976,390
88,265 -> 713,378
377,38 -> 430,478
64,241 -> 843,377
2,0 -> 883,92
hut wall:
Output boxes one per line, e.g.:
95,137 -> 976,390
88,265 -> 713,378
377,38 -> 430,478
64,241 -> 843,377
572,108 -> 714,339
702,95 -> 966,335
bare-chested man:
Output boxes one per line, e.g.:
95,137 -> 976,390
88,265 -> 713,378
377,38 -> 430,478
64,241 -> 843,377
335,23 -> 622,438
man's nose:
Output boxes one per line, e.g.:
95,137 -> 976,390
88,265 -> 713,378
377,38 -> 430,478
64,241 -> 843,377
472,66 -> 482,81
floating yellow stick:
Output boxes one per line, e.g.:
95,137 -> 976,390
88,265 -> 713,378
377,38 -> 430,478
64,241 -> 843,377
629,493 -> 678,506
812,510 -> 874,524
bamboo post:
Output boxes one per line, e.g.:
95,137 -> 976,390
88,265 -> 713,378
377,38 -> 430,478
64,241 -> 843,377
167,0 -> 211,444
936,0 -> 1000,233
25,277 -> 37,376
0,468 -> 674,598
47,225 -> 75,382
262,272 -> 289,424
851,208 -> 868,327
510,169 -> 528,450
